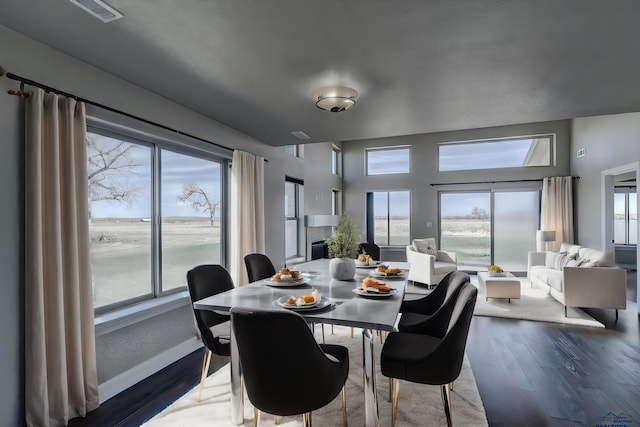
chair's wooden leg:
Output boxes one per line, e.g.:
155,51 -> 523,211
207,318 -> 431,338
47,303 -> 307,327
342,385 -> 348,427
274,415 -> 279,424
332,324 -> 334,335
350,327 -> 354,338
322,324 -> 325,343
303,412 -> 312,427
391,379 -> 399,427
389,377 -> 393,401
449,382 -> 453,391
441,384 -> 453,427
254,407 -> 260,427
198,348 -> 212,401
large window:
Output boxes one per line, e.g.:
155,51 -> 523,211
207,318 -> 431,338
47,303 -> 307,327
366,147 -> 410,175
614,191 -> 638,245
439,190 -> 539,271
439,135 -> 554,171
285,177 -> 304,260
88,126 -> 226,311
366,191 -> 410,245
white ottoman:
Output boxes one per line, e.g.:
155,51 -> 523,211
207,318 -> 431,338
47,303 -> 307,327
477,271 -> 521,302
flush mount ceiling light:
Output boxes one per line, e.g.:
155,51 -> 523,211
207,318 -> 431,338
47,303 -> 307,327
314,86 -> 358,112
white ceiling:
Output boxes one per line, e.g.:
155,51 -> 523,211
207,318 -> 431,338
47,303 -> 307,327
2,0 -> 640,146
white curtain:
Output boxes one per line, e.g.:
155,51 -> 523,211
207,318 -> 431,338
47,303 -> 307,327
230,150 -> 265,286
541,176 -> 574,251
25,89 -> 99,426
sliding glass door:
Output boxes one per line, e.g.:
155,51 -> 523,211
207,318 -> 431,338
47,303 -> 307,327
440,190 -> 539,272
493,191 -> 539,271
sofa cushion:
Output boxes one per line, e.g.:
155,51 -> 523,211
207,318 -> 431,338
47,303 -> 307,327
546,270 -> 563,292
578,248 -> 615,267
545,252 -> 574,270
559,243 -> 581,256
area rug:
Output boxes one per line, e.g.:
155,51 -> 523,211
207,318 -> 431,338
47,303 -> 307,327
143,326 -> 488,427
471,276 -> 605,328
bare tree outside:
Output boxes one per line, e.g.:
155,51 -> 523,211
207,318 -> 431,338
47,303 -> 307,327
87,134 -> 145,209
178,183 -> 220,226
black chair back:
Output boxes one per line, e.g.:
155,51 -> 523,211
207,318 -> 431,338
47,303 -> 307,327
230,308 -> 349,416
382,281 -> 478,386
359,242 -> 381,260
244,253 -> 277,283
398,271 -> 470,337
186,265 -> 234,356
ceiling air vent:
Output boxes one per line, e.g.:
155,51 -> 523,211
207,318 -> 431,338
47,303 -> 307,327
69,0 -> 123,23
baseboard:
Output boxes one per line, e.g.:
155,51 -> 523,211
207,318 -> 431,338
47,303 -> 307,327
98,337 -> 203,403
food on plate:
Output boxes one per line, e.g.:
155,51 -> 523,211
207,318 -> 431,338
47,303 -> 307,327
272,267 -> 302,281
362,277 -> 391,293
358,254 -> 373,264
376,265 -> 401,276
285,288 -> 321,306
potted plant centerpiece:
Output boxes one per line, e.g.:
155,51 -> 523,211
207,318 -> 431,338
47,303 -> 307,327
325,213 -> 360,280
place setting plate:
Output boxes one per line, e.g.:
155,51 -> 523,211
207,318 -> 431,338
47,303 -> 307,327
369,270 -> 406,279
356,261 -> 382,268
264,277 -> 310,287
352,287 -> 398,298
275,296 -> 332,311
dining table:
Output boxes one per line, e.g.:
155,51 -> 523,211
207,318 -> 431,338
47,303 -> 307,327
193,258 -> 410,427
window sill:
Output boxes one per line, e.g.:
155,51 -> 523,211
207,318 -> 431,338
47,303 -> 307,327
95,291 -> 191,337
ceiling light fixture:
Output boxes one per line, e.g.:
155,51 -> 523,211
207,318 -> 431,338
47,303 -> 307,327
314,85 -> 358,112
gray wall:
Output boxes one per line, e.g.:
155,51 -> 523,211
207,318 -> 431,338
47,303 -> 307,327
0,74 -> 24,427
0,24 -> 330,422
342,121 -> 572,251
571,112 -> 640,248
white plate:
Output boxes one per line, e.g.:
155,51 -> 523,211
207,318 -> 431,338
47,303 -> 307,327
353,287 -> 397,298
275,296 -> 332,311
356,261 -> 382,268
369,270 -> 406,279
266,277 -> 309,287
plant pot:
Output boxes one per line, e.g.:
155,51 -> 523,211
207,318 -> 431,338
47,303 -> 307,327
329,257 -> 356,281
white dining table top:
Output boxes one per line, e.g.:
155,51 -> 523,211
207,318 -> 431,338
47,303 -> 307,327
193,258 -> 409,331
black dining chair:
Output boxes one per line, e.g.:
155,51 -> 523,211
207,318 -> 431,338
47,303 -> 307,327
358,242 -> 381,261
381,282 -> 478,427
186,264 -> 235,401
244,253 -> 277,283
230,307 -> 349,427
398,271 -> 470,338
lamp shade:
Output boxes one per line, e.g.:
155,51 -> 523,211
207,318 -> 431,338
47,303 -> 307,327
536,230 -> 556,242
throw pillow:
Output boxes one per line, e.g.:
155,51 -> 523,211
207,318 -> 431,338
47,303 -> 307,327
426,248 -> 437,257
412,239 -> 430,254
559,253 -> 576,269
545,252 -> 565,270
565,257 -> 584,268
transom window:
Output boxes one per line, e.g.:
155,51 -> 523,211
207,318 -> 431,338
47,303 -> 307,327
88,124 -> 227,312
366,147 -> 410,175
332,145 -> 342,176
438,135 -> 554,171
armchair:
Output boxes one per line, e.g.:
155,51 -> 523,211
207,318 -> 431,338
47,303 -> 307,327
405,238 -> 458,288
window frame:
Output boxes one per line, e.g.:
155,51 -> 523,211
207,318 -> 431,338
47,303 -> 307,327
87,118 -> 230,314
285,176 -> 304,261
437,134 -> 556,172
614,188 -> 638,245
365,146 -> 411,176
365,190 -> 411,246
332,145 -> 342,176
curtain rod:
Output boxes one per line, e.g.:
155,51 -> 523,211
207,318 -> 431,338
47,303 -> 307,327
430,176 -> 580,186
1,66 -> 268,161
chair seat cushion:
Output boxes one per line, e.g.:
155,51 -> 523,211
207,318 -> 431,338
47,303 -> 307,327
434,261 -> 457,275
381,332 -> 441,381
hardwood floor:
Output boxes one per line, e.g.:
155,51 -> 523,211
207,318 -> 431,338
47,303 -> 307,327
70,273 -> 640,427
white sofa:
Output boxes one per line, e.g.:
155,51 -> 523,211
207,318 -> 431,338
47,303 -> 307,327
405,238 -> 457,287
527,243 -> 627,318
